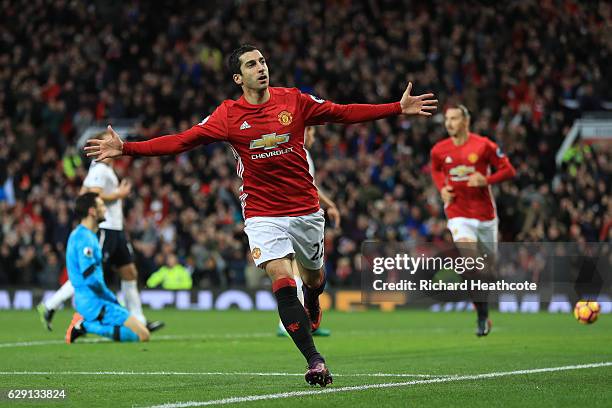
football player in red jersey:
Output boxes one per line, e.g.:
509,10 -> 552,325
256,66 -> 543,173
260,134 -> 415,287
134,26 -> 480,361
430,105 -> 516,336
86,44 -> 437,386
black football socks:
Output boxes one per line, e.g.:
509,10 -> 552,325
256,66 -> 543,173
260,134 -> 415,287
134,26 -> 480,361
273,277 -> 324,367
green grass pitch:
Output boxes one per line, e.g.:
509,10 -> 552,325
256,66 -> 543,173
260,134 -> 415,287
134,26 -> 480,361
1,309 -> 611,407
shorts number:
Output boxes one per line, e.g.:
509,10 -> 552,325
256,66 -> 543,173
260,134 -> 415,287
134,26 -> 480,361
311,238 -> 324,261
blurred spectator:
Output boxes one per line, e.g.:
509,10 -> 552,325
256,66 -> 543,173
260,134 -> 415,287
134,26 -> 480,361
38,245 -> 62,288
146,254 -> 192,290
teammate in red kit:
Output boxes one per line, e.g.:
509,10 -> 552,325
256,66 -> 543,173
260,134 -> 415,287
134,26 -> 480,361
85,44 -> 438,386
430,104 -> 516,336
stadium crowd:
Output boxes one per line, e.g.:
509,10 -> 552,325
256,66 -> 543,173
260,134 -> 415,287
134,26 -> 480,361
1,0 -> 610,288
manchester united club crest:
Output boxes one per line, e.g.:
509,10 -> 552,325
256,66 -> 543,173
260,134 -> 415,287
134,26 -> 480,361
468,152 -> 479,163
278,110 -> 293,126
252,248 -> 262,260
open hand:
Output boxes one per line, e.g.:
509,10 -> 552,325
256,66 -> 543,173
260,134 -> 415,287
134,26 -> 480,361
84,125 -> 124,161
400,82 -> 438,116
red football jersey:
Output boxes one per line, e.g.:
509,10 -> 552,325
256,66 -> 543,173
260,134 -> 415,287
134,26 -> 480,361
430,133 -> 516,221
123,87 -> 401,219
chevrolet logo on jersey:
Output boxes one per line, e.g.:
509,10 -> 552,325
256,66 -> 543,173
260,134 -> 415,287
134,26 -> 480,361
449,165 -> 476,181
250,133 -> 290,150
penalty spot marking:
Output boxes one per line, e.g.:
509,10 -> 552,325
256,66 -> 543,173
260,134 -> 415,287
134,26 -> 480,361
139,362 -> 612,408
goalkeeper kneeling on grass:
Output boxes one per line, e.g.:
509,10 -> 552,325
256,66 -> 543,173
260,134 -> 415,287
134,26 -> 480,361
65,192 -> 150,343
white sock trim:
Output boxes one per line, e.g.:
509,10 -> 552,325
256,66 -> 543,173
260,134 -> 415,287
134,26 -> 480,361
295,276 -> 304,306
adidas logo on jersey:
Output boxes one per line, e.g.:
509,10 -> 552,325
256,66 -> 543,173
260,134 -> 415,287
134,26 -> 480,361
240,121 -> 251,130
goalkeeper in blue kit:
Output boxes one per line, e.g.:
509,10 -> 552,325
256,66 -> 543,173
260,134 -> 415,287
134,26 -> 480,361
65,192 -> 150,343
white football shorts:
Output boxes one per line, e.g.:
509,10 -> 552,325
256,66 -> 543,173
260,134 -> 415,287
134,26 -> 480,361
244,209 -> 325,270
447,217 -> 498,255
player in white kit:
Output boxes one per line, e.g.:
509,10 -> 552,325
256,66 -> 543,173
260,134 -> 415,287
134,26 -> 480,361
37,131 -> 164,333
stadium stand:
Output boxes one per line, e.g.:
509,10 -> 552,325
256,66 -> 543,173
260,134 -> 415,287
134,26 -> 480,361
0,0 -> 610,288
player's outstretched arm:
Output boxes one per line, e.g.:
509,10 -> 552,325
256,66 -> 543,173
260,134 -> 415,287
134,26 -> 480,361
302,82 -> 437,125
84,125 -> 124,161
85,107 -> 228,159
84,124 -> 211,160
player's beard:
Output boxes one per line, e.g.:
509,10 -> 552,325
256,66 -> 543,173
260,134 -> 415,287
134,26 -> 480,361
97,215 -> 106,224
245,79 -> 267,93
254,73 -> 268,90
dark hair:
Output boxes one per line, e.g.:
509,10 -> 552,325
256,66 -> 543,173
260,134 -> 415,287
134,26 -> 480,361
450,104 -> 471,120
228,44 -> 258,75
74,192 -> 99,220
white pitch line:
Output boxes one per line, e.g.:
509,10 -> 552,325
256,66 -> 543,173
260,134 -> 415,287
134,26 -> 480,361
0,333 -> 272,348
0,371 -> 444,378
0,339 -> 66,348
139,362 -> 612,408
0,327 -> 435,349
